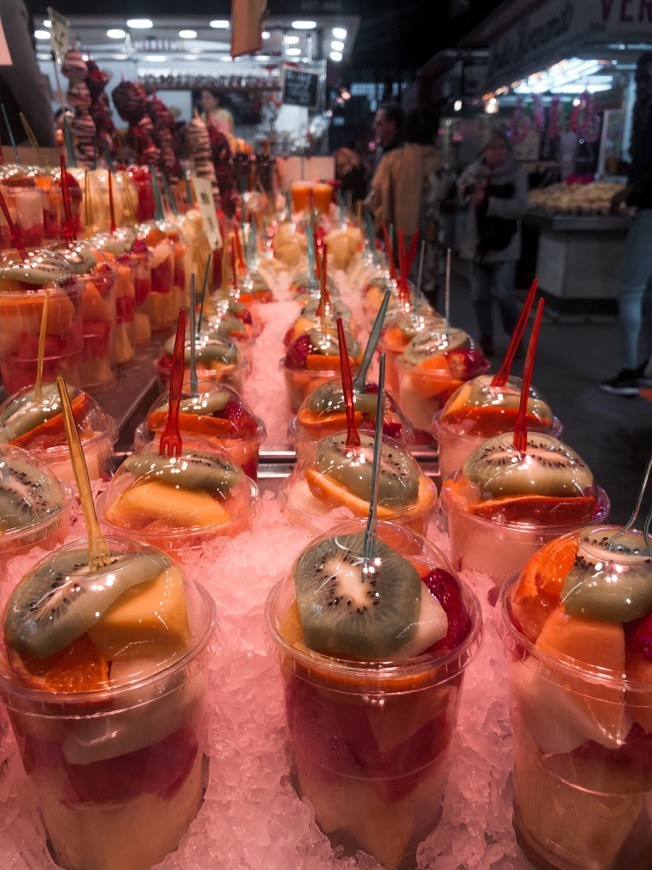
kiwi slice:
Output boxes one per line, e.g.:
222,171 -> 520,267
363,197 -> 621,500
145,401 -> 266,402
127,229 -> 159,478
59,243 -> 98,275
305,383 -> 377,417
463,432 -> 594,498
178,389 -> 231,416
308,328 -> 360,359
0,384 -> 78,443
315,433 -> 419,508
561,528 -> 652,622
162,336 -> 239,365
123,451 -> 243,493
5,549 -> 171,660
293,531 -> 422,659
0,455 -> 65,531
402,327 -> 468,366
0,252 -> 71,286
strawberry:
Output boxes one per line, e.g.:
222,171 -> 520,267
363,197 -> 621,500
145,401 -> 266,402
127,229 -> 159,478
222,400 -> 258,439
446,348 -> 488,380
626,614 -> 652,663
421,568 -> 472,655
284,332 -> 313,369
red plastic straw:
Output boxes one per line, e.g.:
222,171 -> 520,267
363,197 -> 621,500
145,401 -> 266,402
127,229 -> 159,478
108,171 -> 116,234
513,298 -> 544,454
381,222 -> 396,281
59,155 -> 76,245
492,278 -> 538,387
0,190 -> 26,260
230,235 -> 239,294
316,245 -> 330,317
159,309 -> 186,458
234,228 -> 245,271
337,316 -> 360,448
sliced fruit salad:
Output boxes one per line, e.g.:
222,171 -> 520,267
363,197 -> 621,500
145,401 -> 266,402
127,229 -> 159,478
284,327 -> 361,373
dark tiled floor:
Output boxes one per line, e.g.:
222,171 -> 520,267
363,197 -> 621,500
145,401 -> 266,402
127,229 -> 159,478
448,269 -> 652,525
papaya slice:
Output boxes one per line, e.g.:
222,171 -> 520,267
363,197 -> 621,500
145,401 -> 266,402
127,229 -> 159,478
442,406 -> 551,436
382,325 -> 410,353
8,633 -> 109,693
469,494 -> 598,526
409,357 -> 461,399
147,409 -> 231,437
305,353 -> 342,372
296,407 -> 362,436
11,393 -> 90,448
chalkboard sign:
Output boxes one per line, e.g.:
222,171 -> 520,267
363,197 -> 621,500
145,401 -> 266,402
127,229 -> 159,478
282,65 -> 320,109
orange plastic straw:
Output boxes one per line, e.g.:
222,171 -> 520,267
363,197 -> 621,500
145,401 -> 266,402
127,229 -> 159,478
513,298 -> 544,454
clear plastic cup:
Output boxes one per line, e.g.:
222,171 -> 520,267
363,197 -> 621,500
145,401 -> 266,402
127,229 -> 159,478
442,433 -> 610,585
282,327 -> 362,414
434,374 -> 562,485
279,431 -> 437,536
313,182 -> 333,213
79,264 -> 117,393
154,335 -> 247,394
0,383 -> 117,484
0,182 -> 44,248
98,439 -> 259,561
290,180 -> 312,213
0,443 -> 71,566
138,223 -> 176,334
396,328 -> 490,441
379,309 -> 445,395
130,242 -> 153,349
0,249 -> 84,392
323,224 -> 364,271
0,535 -> 217,870
497,527 -> 652,870
272,222 -> 308,267
288,379 -> 414,463
135,381 -> 266,480
266,519 -> 483,869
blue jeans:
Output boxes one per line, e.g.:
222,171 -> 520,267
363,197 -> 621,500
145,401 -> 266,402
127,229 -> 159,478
618,208 -> 652,371
469,260 -> 520,338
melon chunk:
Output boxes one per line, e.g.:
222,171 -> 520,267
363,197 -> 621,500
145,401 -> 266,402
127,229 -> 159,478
106,479 -> 230,529
88,566 -> 189,660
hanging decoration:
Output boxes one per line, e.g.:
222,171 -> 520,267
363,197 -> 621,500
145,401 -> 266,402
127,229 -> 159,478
548,96 -> 562,139
508,99 -> 533,144
570,91 -> 601,143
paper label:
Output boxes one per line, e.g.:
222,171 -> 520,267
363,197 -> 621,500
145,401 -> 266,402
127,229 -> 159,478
47,7 -> 70,57
192,176 -> 222,249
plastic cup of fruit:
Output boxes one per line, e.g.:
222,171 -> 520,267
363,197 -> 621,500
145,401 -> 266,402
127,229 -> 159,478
0,443 -> 71,569
129,241 -> 153,348
0,382 -> 118,485
98,439 -> 260,561
154,335 -> 247,394
312,181 -> 333,213
279,431 -> 437,536
0,249 -> 84,392
282,327 -> 362,415
496,526 -> 652,870
0,181 -> 44,248
137,224 -> 176,334
134,381 -> 266,481
285,297 -> 356,349
288,380 -> 414,463
79,263 -> 118,393
127,164 -> 156,223
91,230 -> 138,366
396,328 -> 490,442
0,535 -> 217,870
379,309 -> 445,395
290,180 -> 312,213
265,518 -> 483,870
434,374 -> 563,485
442,432 -> 610,586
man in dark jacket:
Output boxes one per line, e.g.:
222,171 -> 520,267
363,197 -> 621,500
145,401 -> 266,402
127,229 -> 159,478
370,102 -> 404,177
600,52 -> 652,395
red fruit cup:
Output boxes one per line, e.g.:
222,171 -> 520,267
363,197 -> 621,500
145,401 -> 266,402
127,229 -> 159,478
434,375 -> 562,486
279,431 -> 437,537
0,182 -> 44,249
134,381 -> 266,481
78,264 -> 118,394
0,443 -> 71,574
130,243 -> 153,349
127,164 -> 156,223
396,328 -> 490,442
0,535 -> 217,870
0,249 -> 84,393
266,518 -> 482,870
442,433 -> 610,586
497,527 -> 652,870
98,439 -> 260,564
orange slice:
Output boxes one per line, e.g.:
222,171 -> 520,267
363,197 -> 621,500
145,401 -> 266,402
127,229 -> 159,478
469,494 -> 598,526
305,468 -> 394,518
296,407 -> 361,436
305,353 -> 342,372
382,326 -> 410,353
8,633 -> 109,693
147,409 -> 231,437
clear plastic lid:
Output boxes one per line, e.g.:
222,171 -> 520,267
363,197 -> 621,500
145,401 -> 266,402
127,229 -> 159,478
100,438 -> 258,540
268,518 -> 481,666
91,228 -> 136,257
0,535 -> 216,697
301,297 -> 351,323
294,380 -> 414,445
160,333 -> 242,369
284,327 -> 361,372
0,382 -> 117,451
401,327 -> 480,367
381,309 -> 446,349
447,432 -> 605,527
203,313 -> 253,344
281,431 -> 435,522
273,223 -> 307,265
440,374 -> 558,437
0,248 -> 74,287
323,225 -> 363,269
0,442 -> 69,535
54,241 -> 100,275
144,381 -> 265,444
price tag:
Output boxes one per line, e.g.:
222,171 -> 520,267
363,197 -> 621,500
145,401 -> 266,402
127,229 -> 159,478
192,176 -> 222,249
47,7 -> 70,57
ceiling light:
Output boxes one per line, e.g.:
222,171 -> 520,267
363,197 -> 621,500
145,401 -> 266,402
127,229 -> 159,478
262,31 -> 270,39
484,97 -> 499,114
454,99 -> 462,111
127,19 -> 153,29
179,29 -> 197,39
330,51 -> 343,62
107,28 -> 126,38
210,19 -> 230,28
292,20 -> 316,29
34,29 -> 50,40
332,27 -> 347,39
285,35 -> 299,44
286,47 -> 301,56
144,55 -> 166,62
43,20 -> 51,28
331,40 -> 344,51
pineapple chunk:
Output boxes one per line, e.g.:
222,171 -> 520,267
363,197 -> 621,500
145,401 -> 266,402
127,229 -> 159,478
88,566 -> 190,660
106,479 -> 230,529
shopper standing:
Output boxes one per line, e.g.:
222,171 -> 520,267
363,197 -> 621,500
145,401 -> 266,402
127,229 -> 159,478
369,102 -> 404,178
600,52 -> 652,396
200,88 -> 234,138
458,130 -> 528,356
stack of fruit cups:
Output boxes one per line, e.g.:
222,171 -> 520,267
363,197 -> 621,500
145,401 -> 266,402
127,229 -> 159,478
266,518 -> 483,869
0,534 -> 218,870
497,521 -> 652,869
0,382 -> 118,484
0,249 -> 84,392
